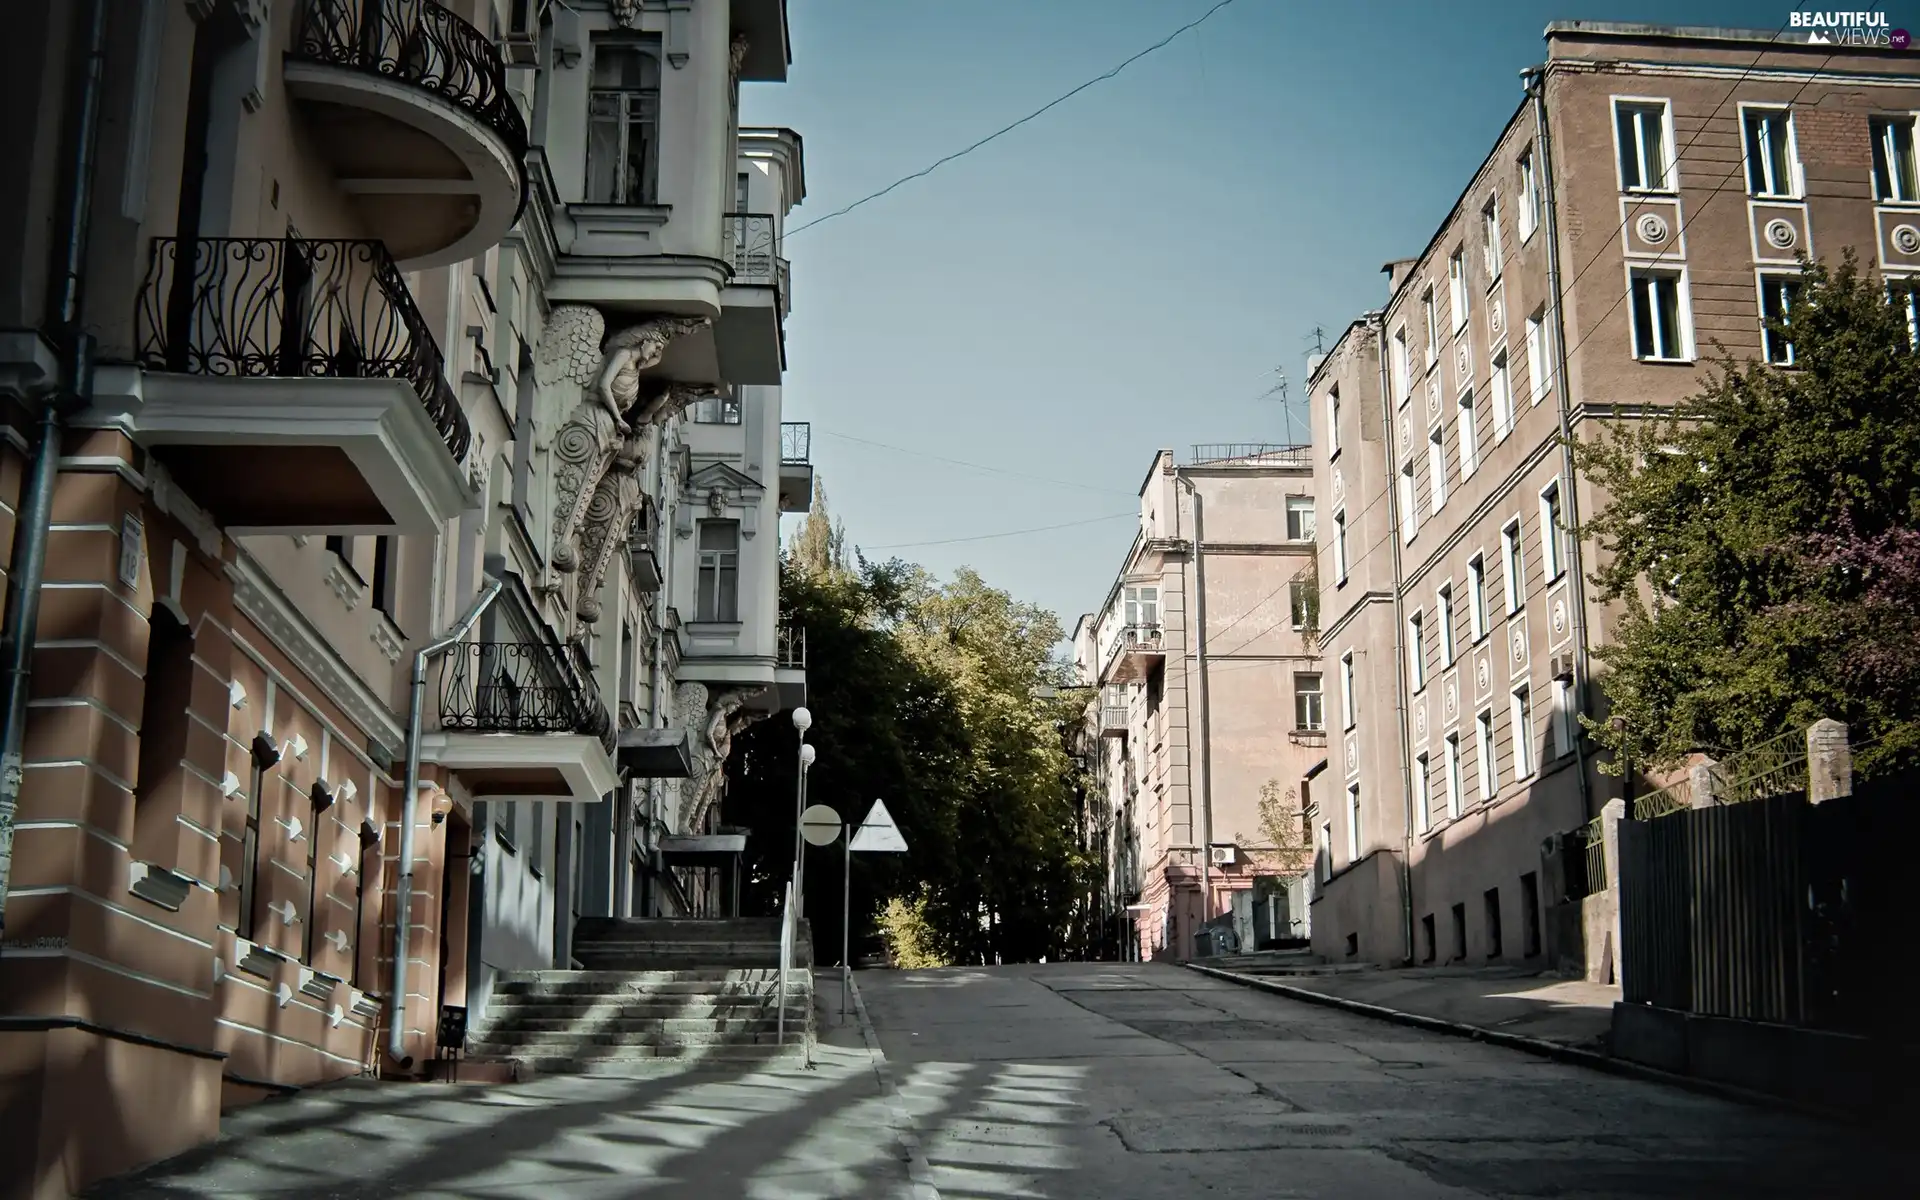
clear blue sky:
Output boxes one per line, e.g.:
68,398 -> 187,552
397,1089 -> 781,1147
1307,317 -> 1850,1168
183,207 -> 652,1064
744,0 -> 1780,634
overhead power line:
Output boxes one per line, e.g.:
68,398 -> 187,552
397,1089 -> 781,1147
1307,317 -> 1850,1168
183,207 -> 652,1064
816,428 -> 1136,496
784,0 -> 1243,238
863,512 -> 1136,551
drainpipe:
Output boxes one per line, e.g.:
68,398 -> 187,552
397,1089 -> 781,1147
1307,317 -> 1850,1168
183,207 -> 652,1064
1173,471 -> 1215,930
647,477 -> 676,916
387,574 -> 503,1066
0,0 -> 110,953
1372,313 -> 1418,967
1526,65 -> 1595,823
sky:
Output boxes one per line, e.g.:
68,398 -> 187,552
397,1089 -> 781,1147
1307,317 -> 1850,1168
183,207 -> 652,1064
741,0 -> 1784,636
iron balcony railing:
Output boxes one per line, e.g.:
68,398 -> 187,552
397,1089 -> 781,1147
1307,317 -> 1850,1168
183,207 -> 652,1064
439,640 -> 612,745
781,421 -> 811,464
136,236 -> 472,461
1188,443 -> 1312,467
777,622 -> 806,670
294,0 -> 530,212
723,212 -> 778,283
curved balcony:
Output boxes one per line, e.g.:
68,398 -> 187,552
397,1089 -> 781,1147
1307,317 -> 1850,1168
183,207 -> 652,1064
129,236 -> 473,534
287,0 -> 530,269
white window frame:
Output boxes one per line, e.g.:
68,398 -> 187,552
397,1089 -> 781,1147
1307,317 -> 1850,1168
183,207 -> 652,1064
1415,753 -> 1432,836
1758,272 -> 1801,366
1511,684 -> 1536,780
1294,671 -> 1325,732
1318,821 -> 1333,883
1123,585 -> 1159,627
1334,508 -> 1349,583
1444,732 -> 1464,819
1550,677 -> 1575,759
1502,518 -> 1525,614
1341,650 -> 1356,731
1399,458 -> 1419,544
1740,103 -> 1801,199
1286,495 -> 1316,542
1525,310 -> 1551,404
1539,480 -> 1565,582
1448,249 -> 1469,331
695,519 -> 741,623
1871,113 -> 1920,204
1422,286 -> 1438,358
1437,582 -> 1457,667
1476,707 -> 1498,800
1391,326 -> 1411,401
1490,348 -> 1514,442
1457,387 -> 1479,479
1481,196 -> 1502,283
1468,553 -> 1488,641
1347,783 -> 1362,861
1427,423 -> 1447,513
1612,97 -> 1676,194
1407,610 -> 1426,692
1628,267 -> 1693,363
1326,385 -> 1341,456
1517,147 -> 1540,242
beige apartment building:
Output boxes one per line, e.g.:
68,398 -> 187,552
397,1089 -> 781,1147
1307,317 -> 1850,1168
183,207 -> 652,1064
0,2 -> 807,1196
1075,446 -> 1320,962
1307,22 -> 1920,968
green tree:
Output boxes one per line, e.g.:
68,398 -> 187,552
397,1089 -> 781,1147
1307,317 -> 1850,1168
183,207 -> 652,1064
1578,251 -> 1920,776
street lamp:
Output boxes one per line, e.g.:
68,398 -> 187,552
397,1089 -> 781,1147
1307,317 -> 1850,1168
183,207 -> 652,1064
792,707 -> 814,914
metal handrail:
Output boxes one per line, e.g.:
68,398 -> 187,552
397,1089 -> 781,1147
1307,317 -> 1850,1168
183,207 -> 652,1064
781,421 -> 811,464
776,878 -> 795,1046
1188,443 -> 1312,466
723,212 -> 778,282
777,622 -> 806,670
136,236 -> 471,461
438,640 -> 611,743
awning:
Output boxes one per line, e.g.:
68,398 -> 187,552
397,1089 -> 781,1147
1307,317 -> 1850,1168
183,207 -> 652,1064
657,834 -> 748,864
618,727 -> 695,778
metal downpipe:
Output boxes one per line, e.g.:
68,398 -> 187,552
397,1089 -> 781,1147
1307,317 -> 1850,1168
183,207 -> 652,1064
387,574 -> 503,1066
1373,313 -> 1418,967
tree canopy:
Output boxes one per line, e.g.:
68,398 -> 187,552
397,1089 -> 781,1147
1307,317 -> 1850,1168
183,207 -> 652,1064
1578,251 -> 1920,777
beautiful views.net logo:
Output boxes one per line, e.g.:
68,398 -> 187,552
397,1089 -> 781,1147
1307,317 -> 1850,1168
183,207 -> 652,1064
1788,10 -> 1909,46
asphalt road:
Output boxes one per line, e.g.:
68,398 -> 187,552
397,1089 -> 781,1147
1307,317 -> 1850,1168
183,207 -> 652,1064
855,961 -> 1911,1200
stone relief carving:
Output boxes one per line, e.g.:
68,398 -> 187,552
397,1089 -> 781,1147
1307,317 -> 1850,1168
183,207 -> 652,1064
609,0 -> 641,29
729,32 -> 751,83
675,682 -> 768,829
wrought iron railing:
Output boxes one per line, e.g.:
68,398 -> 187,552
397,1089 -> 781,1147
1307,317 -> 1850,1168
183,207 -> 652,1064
136,236 -> 471,461
439,640 -> 611,742
777,623 -> 806,670
723,212 -> 778,282
781,421 -> 811,464
293,0 -> 530,211
1633,728 -> 1811,820
1188,443 -> 1312,467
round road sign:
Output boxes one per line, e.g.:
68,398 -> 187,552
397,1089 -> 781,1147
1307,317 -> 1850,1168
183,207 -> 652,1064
800,803 -> 843,846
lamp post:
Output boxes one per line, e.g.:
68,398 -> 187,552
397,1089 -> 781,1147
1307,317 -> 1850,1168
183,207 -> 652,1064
791,707 -> 813,915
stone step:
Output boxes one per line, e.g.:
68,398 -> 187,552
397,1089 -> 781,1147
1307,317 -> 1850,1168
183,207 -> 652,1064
490,986 -> 807,1005
573,918 -> 798,940
484,994 -> 805,1012
471,1044 -> 811,1075
500,968 -> 791,983
471,1030 -> 798,1051
475,1016 -> 789,1036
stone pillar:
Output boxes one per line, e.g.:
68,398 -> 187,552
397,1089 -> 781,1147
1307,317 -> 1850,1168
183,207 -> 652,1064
1600,798 -> 1626,986
1688,757 -> 1721,809
1807,718 -> 1851,804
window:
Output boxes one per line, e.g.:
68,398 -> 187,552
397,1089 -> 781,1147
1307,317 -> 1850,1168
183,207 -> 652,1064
370,536 -> 396,621
1491,350 -> 1514,441
1551,677 -> 1576,759
1525,310 -> 1551,403
238,755 -> 266,940
529,805 -> 546,878
1423,913 -> 1438,963
1123,586 -> 1158,627
736,171 -> 751,212
1288,580 -> 1312,631
1468,554 -> 1489,640
1871,115 -> 1919,203
1444,732 -> 1464,819
1404,611 -> 1426,692
1422,287 -> 1438,357
586,42 -> 662,205
1326,385 -> 1341,455
573,817 -> 587,915
1518,148 -> 1540,241
1437,583 -> 1457,666
1390,327 -> 1411,400
1485,888 -> 1504,959
1742,106 -> 1798,198
496,799 -> 518,852
1415,753 -> 1432,835
1333,509 -> 1349,582
1615,99 -> 1672,192
1481,197 -> 1502,282
1448,250 -> 1469,330
1340,651 -> 1356,731
691,391 -> 742,424
1511,685 -> 1536,779
1398,459 -> 1419,543
1502,519 -> 1525,613
1318,822 -> 1333,884
1451,902 -> 1468,961
1629,270 -> 1689,361
1285,496 -> 1316,541
1760,275 -> 1801,365
1521,872 -> 1542,957
1539,481 -> 1565,581
1476,708 -> 1498,799
1347,783 -> 1362,861
1457,388 -> 1479,478
1891,278 -> 1920,348
695,520 -> 740,622
1427,424 -> 1447,513
1294,672 -> 1324,732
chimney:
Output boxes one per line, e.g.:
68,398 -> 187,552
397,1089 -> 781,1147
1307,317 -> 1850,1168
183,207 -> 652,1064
1381,258 -> 1421,298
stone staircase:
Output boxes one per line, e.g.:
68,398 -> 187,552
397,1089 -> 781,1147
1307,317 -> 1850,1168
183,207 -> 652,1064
466,918 -> 814,1075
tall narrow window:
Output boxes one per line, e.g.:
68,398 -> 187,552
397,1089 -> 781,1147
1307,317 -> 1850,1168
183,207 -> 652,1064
1491,350 -> 1514,440
1341,651 -> 1356,731
1289,580 -> 1312,631
1481,197 -> 1502,282
1630,270 -> 1690,361
1326,384 -> 1341,455
238,755 -> 268,940
1334,509 -> 1349,582
1517,148 -> 1540,240
586,42 -> 662,205
1468,554 -> 1488,641
1124,586 -> 1159,627
1347,783 -> 1362,861
1760,275 -> 1801,366
1525,311 -> 1551,403
1294,672 -> 1324,731
1444,732 -> 1464,819
1539,482 -> 1565,581
1457,388 -> 1479,478
1318,822 -> 1333,883
1427,424 -> 1447,513
1415,753 -> 1432,835
1422,286 -> 1438,358
1743,107 -> 1797,198
1448,249 -> 1469,330
1502,519 -> 1525,614
1872,115 -> 1919,203
1437,583 -> 1457,666
1476,708 -> 1498,799
370,536 -> 396,621
1615,100 -> 1673,192
1407,611 -> 1426,692
1399,459 -> 1419,543
1550,677 -> 1575,759
1511,685 -> 1536,779
1285,496 -> 1316,541
529,805 -> 546,878
695,520 -> 740,622
1391,327 -> 1411,400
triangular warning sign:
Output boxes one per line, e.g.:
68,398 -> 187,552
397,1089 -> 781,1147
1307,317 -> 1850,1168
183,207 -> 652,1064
849,799 -> 908,853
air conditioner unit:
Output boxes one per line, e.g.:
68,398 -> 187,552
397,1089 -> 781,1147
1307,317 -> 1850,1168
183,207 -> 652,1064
504,0 -> 542,65
1549,652 -> 1576,682
1209,844 -> 1237,866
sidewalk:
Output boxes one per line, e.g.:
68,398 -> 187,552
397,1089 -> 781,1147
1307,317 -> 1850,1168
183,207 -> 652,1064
1187,961 -> 1619,1053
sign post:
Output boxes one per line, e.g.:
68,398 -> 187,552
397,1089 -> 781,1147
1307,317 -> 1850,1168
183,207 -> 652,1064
845,800 -> 909,1015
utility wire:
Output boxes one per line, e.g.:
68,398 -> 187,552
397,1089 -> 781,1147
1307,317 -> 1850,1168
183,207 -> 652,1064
816,428 -> 1137,496
864,512 -> 1136,551
784,0 -> 1243,237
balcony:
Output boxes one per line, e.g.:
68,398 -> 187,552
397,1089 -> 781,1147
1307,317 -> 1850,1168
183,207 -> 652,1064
285,0 -> 530,269
715,213 -> 786,386
1187,443 -> 1312,467
774,621 -> 807,711
1103,623 -> 1165,685
422,640 -> 618,804
1099,706 -> 1128,738
779,421 -> 812,513
125,236 -> 472,534
625,522 -> 662,593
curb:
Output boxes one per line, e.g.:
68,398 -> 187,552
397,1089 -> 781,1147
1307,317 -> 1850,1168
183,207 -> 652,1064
845,974 -> 942,1200
1183,962 -> 1851,1125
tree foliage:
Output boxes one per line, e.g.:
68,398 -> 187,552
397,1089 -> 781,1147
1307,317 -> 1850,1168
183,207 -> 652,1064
1577,251 -> 1920,776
